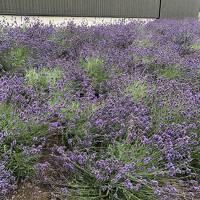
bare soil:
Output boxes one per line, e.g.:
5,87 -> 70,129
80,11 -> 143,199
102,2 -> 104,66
7,182 -> 51,200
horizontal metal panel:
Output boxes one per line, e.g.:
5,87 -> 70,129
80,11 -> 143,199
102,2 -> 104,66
0,0 -> 160,18
160,0 -> 200,19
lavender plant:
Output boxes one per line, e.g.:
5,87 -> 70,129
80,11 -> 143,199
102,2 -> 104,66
0,18 -> 199,199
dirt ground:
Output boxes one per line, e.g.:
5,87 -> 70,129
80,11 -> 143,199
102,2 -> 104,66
7,183 -> 51,200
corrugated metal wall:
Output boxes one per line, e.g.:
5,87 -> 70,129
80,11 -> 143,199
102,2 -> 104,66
160,0 -> 200,19
0,0 -> 160,18
0,0 -> 199,19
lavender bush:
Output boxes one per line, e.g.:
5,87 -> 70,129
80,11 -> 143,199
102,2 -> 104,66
0,18 -> 199,199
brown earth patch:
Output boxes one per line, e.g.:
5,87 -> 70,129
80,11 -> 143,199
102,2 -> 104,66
7,182 -> 51,200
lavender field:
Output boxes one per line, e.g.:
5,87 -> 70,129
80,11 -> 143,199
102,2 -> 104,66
0,19 -> 200,200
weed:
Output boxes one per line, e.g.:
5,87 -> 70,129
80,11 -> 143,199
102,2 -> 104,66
157,67 -> 182,79
191,43 -> 200,50
125,81 -> 147,102
136,39 -> 153,47
80,58 -> 108,84
25,67 -> 62,88
0,47 -> 27,71
6,151 -> 40,180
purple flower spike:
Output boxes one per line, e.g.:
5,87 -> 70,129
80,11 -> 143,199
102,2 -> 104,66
49,121 -> 61,128
124,179 -> 134,190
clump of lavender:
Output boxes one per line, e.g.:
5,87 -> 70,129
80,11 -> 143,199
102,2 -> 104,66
0,163 -> 16,197
0,18 -> 199,199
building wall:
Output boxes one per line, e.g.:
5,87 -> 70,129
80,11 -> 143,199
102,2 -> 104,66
0,0 -> 199,19
160,0 -> 200,19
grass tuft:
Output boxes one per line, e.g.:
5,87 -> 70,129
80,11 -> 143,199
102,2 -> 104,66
157,67 -> 182,79
80,58 -> 108,84
125,81 -> 147,102
0,47 -> 26,71
25,67 -> 62,88
191,43 -> 200,50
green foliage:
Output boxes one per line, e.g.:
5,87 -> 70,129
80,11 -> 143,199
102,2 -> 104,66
107,142 -> 159,199
191,149 -> 200,175
48,29 -> 71,48
25,67 -> 62,88
111,66 -> 124,77
158,67 -> 182,79
60,141 -> 159,200
63,181 -> 102,200
136,39 -> 153,47
48,82 -> 81,108
190,127 -> 200,175
150,101 -> 184,129
60,101 -> 80,120
142,56 -> 154,65
65,102 -> 99,139
121,186 -> 157,200
109,141 -> 159,171
0,103 -> 26,141
0,47 -> 26,71
0,103 -> 48,180
6,151 -> 40,180
0,103 -> 48,146
191,43 -> 200,50
48,91 -> 62,107
126,81 -> 147,102
80,58 -> 108,84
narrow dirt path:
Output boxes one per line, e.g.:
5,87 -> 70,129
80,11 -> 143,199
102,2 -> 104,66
7,132 -> 62,200
7,182 -> 51,200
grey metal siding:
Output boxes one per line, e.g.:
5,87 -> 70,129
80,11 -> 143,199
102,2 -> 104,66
160,0 -> 200,19
0,0 -> 199,19
0,0 -> 160,18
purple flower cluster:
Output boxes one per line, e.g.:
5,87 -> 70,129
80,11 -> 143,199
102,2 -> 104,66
0,163 -> 16,197
0,18 -> 200,199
